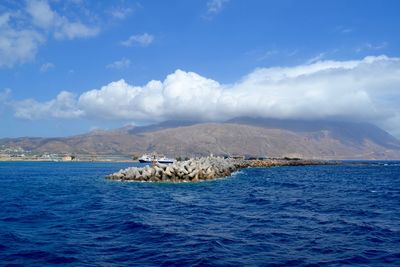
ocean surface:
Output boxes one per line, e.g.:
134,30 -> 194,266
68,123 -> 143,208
0,161 -> 399,266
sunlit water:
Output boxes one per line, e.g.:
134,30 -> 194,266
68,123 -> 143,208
0,161 -> 399,266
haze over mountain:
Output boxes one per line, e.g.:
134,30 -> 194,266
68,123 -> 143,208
2,118 -> 400,160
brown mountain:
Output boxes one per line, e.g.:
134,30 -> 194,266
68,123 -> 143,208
2,118 -> 400,159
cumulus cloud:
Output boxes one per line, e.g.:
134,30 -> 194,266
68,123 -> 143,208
121,33 -> 154,47
12,55 -> 400,137
106,58 -> 130,69
14,91 -> 83,120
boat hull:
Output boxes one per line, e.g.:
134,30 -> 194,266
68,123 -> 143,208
138,159 -> 174,164
158,160 -> 174,164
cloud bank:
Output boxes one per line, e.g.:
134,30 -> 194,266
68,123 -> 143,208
12,55 -> 400,137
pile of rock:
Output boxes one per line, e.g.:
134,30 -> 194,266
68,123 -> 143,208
106,157 -> 335,182
248,158 -> 332,167
106,157 -> 245,182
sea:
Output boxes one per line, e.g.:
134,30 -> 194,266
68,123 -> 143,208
0,161 -> 399,266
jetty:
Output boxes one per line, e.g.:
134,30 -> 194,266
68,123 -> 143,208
106,157 -> 333,182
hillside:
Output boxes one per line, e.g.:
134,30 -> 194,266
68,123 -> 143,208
1,118 -> 400,159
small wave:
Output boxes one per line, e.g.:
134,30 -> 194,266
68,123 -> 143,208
335,254 -> 370,265
0,232 -> 29,244
1,161 -> 399,266
245,193 -> 271,205
120,220 -> 151,231
4,250 -> 78,265
47,255 -> 79,264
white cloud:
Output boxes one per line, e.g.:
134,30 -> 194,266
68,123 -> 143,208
207,0 -> 229,14
54,20 -> 99,40
0,88 -> 11,115
14,91 -> 83,120
40,62 -> 55,72
0,88 -> 11,104
26,0 -> 100,40
0,12 -> 45,67
110,7 -> 133,20
356,42 -> 388,53
335,26 -> 354,34
382,113 -> 400,138
121,33 -> 154,47
26,0 -> 56,29
306,52 -> 326,64
246,49 -> 298,62
341,28 -> 353,34
0,0 -> 99,68
0,12 -> 10,27
12,55 -> 400,137
256,50 -> 279,61
106,58 -> 130,69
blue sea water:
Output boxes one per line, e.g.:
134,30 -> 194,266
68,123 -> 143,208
0,161 -> 399,266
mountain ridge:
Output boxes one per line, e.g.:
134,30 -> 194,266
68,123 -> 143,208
1,118 -> 400,159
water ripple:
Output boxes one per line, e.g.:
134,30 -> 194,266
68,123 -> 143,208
0,161 -> 399,266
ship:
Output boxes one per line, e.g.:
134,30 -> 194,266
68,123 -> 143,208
138,154 -> 175,164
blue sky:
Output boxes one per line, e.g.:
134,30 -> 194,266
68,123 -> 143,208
1,0 -> 400,138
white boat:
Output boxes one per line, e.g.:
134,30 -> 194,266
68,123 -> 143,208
157,156 -> 175,164
138,154 -> 153,163
138,154 -> 174,164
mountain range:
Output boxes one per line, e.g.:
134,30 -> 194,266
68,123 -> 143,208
2,118 -> 400,159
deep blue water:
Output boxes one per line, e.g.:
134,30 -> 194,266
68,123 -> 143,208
0,161 -> 399,266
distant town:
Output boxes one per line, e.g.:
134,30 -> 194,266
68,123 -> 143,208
0,144 -> 273,162
0,145 -> 132,162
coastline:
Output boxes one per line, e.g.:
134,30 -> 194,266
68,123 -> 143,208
0,158 -> 137,163
0,154 -> 137,163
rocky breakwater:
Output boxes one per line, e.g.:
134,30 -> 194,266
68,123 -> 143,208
106,157 -> 335,182
248,158 -> 335,167
106,157 -> 246,182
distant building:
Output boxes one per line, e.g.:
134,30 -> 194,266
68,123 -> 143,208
62,155 -> 75,161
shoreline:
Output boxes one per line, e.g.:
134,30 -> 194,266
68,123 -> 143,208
0,159 -> 137,163
0,157 -> 138,163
